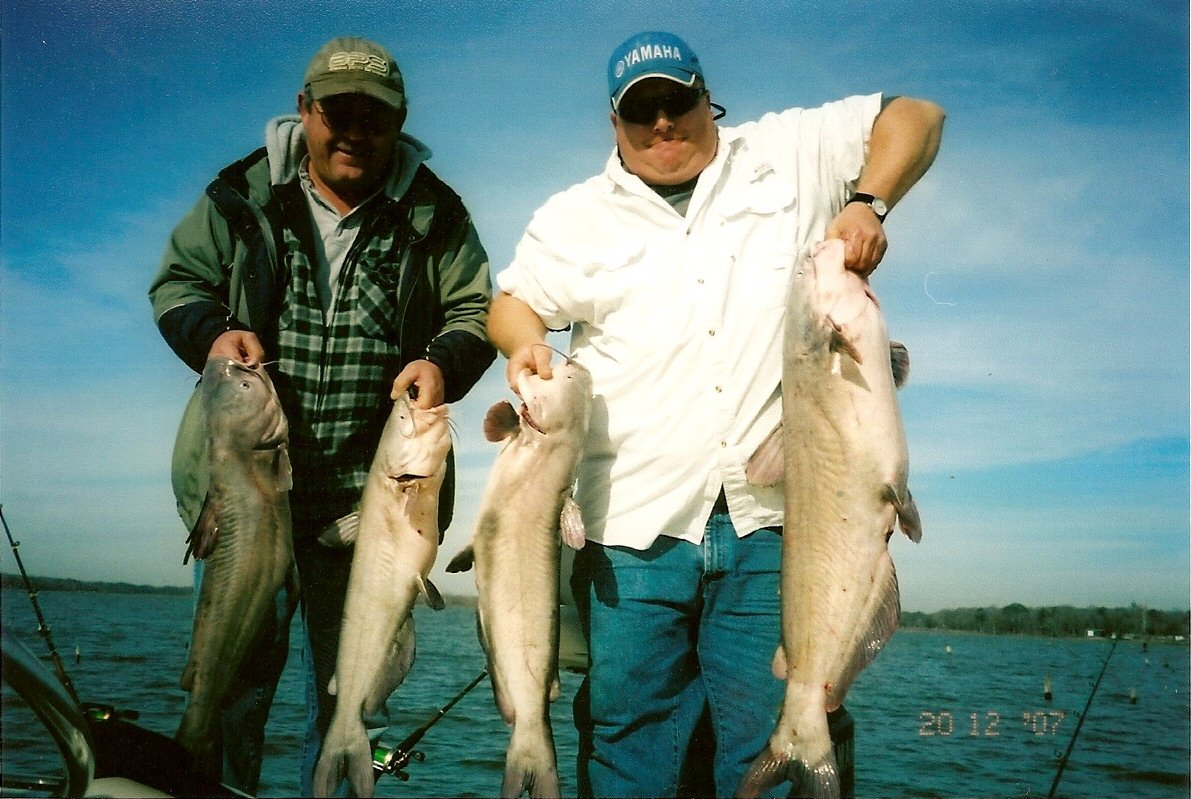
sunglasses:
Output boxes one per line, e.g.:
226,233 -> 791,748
616,85 -> 709,125
314,96 -> 401,135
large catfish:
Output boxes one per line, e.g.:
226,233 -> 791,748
738,239 -> 922,799
447,354 -> 593,799
177,358 -> 294,772
312,394 -> 451,798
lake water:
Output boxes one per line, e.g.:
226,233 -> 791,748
2,587 -> 1188,798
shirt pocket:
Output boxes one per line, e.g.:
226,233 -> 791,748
716,174 -> 800,312
716,159 -> 797,220
354,260 -> 404,341
574,238 -> 647,324
753,251 -> 801,312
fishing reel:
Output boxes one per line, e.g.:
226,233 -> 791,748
372,742 -> 425,782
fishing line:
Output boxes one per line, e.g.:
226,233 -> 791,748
1046,638 -> 1117,798
0,503 -> 81,706
529,342 -> 574,365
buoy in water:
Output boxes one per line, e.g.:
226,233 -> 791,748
1129,688 -> 1138,705
1043,675 -> 1053,702
75,645 -> 81,664
945,645 -> 952,654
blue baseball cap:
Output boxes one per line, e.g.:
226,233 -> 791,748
607,31 -> 704,111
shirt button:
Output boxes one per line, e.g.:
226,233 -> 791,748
715,385 -> 723,393
708,329 -> 716,336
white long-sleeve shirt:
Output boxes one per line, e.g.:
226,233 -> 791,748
498,93 -> 882,549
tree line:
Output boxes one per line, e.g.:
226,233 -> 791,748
1,573 -> 190,596
902,603 -> 1190,638
4,575 -> 1188,638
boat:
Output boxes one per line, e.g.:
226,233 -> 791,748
2,625 -> 242,798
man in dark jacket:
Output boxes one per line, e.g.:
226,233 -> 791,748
149,36 -> 495,794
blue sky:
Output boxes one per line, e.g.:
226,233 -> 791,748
1,0 -> 1186,613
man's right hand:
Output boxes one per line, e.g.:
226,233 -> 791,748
505,342 -> 554,394
208,330 -> 264,367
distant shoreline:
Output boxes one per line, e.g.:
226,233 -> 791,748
2,575 -> 1185,633
0,573 -> 478,607
2,573 -> 191,596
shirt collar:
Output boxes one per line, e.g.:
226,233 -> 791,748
604,127 -> 737,195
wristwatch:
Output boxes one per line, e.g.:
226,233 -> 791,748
846,193 -> 888,222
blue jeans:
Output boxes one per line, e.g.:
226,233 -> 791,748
570,509 -> 784,798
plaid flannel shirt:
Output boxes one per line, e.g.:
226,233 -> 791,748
277,197 -> 429,522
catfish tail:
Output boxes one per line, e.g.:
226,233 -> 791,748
502,723 -> 559,798
312,718 -> 375,798
736,745 -> 840,799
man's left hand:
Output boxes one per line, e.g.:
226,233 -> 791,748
826,202 -> 888,277
391,359 -> 445,408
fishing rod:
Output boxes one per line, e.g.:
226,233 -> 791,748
1,504 -> 81,706
372,668 -> 489,783
1046,637 -> 1117,798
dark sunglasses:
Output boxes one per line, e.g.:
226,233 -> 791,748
314,96 -> 401,135
617,86 -> 725,125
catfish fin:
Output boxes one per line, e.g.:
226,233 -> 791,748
180,661 -> 195,692
274,443 -> 293,491
417,574 -> 446,610
828,554 -> 899,710
364,615 -> 416,716
445,544 -> 475,573
896,488 -> 923,543
889,341 -> 910,389
746,424 -> 784,486
559,495 -> 586,550
477,607 -> 515,724
185,496 -> 219,563
829,321 -> 864,365
771,645 -> 787,681
317,511 -> 360,547
483,401 -> 521,442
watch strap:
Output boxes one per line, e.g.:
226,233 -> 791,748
846,192 -> 888,222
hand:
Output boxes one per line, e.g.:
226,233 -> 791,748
505,343 -> 553,395
208,330 -> 264,367
825,202 -> 888,277
391,359 -> 445,408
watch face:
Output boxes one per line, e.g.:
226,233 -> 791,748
871,198 -> 888,216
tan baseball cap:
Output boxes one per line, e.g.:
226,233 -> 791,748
303,36 -> 406,111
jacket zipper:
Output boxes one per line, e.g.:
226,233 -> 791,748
312,209 -> 378,421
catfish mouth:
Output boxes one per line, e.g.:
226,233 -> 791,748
220,359 -> 269,392
219,358 -> 262,378
520,403 -> 545,434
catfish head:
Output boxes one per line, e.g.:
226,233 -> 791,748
378,393 -> 452,483
200,358 -> 287,450
515,357 -> 593,438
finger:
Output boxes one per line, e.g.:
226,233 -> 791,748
853,237 -> 874,275
241,338 -> 264,367
391,372 -> 413,401
534,347 -> 554,380
418,385 -> 445,409
859,234 -> 888,277
506,360 -> 526,395
841,234 -> 860,270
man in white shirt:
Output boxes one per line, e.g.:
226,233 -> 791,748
489,30 -> 943,797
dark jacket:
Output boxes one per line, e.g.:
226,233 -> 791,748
149,133 -> 494,535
